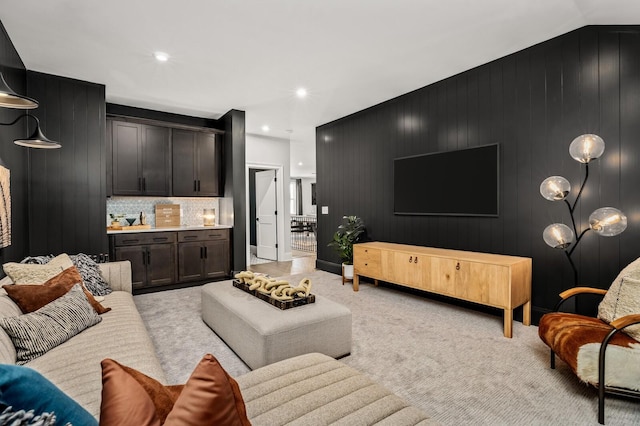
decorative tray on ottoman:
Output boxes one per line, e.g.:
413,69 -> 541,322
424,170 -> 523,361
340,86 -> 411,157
232,279 -> 315,310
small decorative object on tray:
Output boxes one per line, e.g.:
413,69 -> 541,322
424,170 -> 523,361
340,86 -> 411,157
233,270 -> 315,310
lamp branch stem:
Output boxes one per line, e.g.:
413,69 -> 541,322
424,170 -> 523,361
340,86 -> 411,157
564,199 -> 578,236
570,163 -> 589,212
568,228 -> 591,257
565,250 -> 579,287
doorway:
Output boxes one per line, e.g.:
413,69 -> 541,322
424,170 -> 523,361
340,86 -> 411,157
247,166 -> 283,266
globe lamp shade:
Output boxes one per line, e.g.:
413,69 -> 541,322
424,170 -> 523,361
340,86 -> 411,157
589,207 -> 627,237
569,134 -> 605,163
543,223 -> 574,249
540,176 -> 571,201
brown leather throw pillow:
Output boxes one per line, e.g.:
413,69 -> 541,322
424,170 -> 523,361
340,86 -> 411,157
99,354 -> 250,426
3,266 -> 111,314
164,353 -> 251,426
100,359 -> 183,426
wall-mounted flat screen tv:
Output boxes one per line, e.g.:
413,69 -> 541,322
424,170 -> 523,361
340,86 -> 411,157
394,144 -> 499,216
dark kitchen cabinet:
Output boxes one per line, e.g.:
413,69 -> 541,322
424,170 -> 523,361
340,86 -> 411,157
111,120 -> 171,196
177,229 -> 231,282
111,232 -> 177,290
172,130 -> 222,196
109,229 -> 231,291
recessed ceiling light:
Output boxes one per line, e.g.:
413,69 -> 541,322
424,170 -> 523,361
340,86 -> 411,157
296,87 -> 307,98
261,125 -> 270,132
153,51 -> 170,62
298,162 -> 303,166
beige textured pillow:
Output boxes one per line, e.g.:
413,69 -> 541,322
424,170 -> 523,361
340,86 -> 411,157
598,274 -> 640,341
2,254 -> 74,285
46,253 -> 75,271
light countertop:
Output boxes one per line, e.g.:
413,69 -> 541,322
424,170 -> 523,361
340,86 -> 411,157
107,225 -> 232,235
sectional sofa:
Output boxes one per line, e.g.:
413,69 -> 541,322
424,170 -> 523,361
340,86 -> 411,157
0,260 -> 435,424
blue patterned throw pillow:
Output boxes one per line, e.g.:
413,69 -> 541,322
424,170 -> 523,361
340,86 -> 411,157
0,364 -> 97,426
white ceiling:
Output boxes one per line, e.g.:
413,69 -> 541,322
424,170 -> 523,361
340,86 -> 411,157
1,1 -> 639,177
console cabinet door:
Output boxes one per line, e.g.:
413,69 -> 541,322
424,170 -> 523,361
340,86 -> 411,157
383,250 -> 430,289
430,257 -> 457,296
454,261 -> 509,307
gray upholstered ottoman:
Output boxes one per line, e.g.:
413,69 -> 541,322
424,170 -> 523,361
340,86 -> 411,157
201,281 -> 352,369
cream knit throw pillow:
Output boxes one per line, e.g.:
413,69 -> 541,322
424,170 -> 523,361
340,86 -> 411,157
598,257 -> 640,341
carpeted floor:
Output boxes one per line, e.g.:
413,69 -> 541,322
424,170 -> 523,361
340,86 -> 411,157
134,270 -> 640,425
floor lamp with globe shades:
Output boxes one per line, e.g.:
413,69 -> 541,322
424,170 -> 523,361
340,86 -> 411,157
540,134 -> 627,287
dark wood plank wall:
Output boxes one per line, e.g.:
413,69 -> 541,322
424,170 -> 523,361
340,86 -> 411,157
219,109 -> 246,272
26,71 -> 107,256
316,26 -> 640,321
0,21 -> 29,263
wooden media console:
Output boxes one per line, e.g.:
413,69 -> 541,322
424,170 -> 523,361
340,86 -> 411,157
353,242 -> 532,338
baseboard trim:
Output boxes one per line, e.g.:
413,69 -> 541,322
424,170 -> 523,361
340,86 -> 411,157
316,259 -> 341,275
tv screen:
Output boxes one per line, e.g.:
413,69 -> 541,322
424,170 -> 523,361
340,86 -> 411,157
394,144 -> 499,216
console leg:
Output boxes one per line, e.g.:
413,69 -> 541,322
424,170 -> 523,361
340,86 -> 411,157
523,300 -> 531,326
503,309 -> 513,338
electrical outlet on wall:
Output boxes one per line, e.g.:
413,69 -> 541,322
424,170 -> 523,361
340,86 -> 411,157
321,206 -> 329,214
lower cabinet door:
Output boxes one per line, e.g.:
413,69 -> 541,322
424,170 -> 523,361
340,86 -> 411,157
203,240 -> 230,279
114,246 -> 146,289
178,242 -> 205,282
147,244 -> 176,287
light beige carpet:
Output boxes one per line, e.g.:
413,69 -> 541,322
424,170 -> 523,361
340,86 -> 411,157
134,270 -> 640,425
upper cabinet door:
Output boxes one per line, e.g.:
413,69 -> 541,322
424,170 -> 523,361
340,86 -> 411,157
141,125 -> 170,196
172,129 -> 198,196
111,120 -> 170,196
112,121 -> 143,195
196,133 -> 221,196
172,130 -> 221,197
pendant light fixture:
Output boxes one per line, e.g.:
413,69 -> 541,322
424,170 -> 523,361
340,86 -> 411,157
0,114 -> 61,149
0,72 -> 38,109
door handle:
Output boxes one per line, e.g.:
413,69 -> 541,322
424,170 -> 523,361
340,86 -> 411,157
194,180 -> 197,192
456,262 -> 460,270
204,246 -> 208,258
184,235 -> 197,240
415,257 -> 418,264
142,177 -> 146,192
409,256 -> 413,263
200,246 -> 204,258
147,251 -> 151,265
197,180 -> 201,192
142,251 -> 146,265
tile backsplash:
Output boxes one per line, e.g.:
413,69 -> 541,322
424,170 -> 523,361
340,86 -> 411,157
107,197 -> 220,227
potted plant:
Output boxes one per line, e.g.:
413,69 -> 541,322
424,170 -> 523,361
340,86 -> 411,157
328,215 -> 365,279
